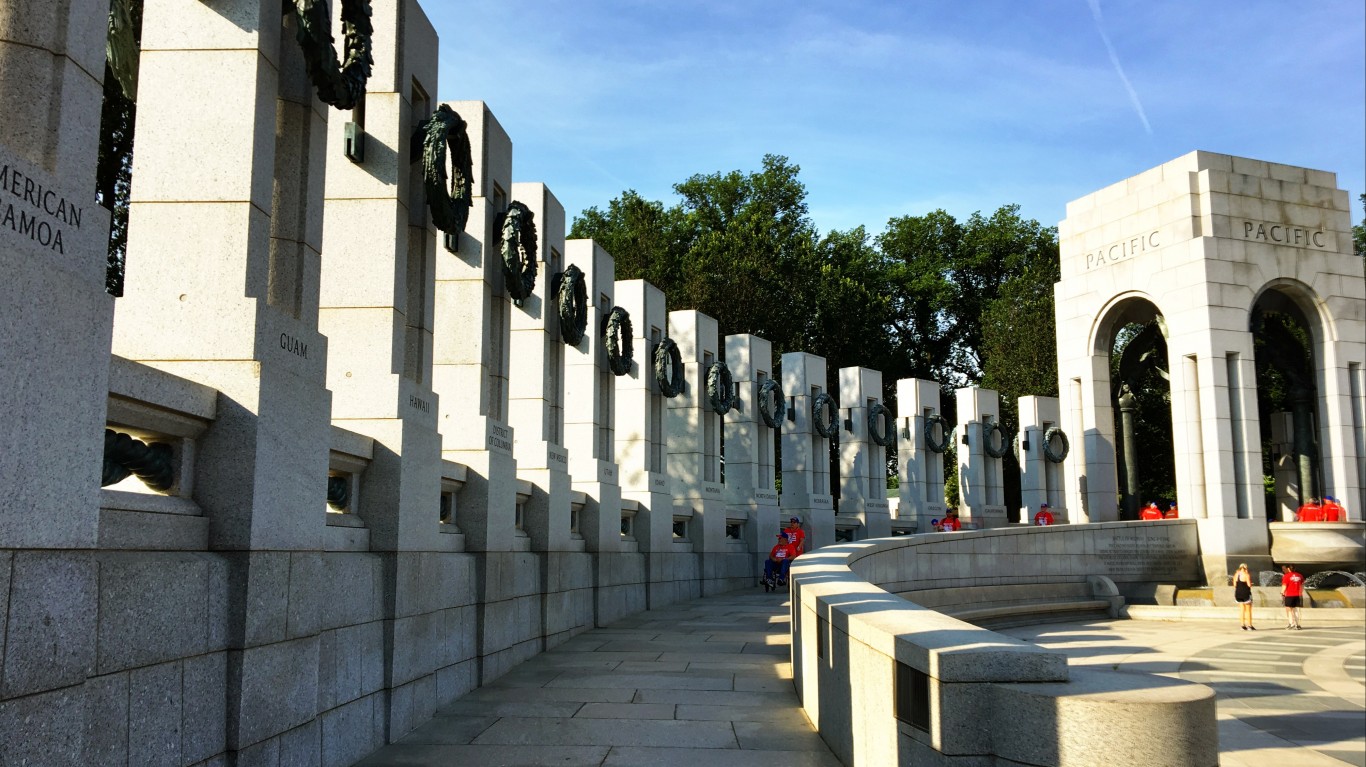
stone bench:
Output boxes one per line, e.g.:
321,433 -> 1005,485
895,577 -> 1124,627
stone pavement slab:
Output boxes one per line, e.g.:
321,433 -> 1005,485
353,591 -> 835,767
1002,619 -> 1366,767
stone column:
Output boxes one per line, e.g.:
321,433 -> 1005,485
563,239 -> 640,625
895,378 -> 948,533
317,0 -> 477,739
0,0 -> 113,549
112,1 -> 333,756
666,310 -> 733,595
955,387 -> 1008,528
508,182 -> 591,648
780,353 -> 836,549
0,0 -> 109,759
725,334 -> 780,566
837,367 -> 891,539
1018,396 -> 1069,523
431,100 -> 538,683
613,280 -> 688,606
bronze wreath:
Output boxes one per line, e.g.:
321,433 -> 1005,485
290,0 -> 374,110
417,104 -> 472,238
812,393 -> 839,439
604,306 -> 633,376
102,429 -> 175,492
758,379 -> 785,429
924,413 -> 951,453
326,475 -> 350,511
1043,427 -> 1070,463
868,402 -> 895,447
984,422 -> 1010,458
496,201 -> 538,304
706,362 -> 735,416
654,338 -> 684,398
556,265 -> 588,346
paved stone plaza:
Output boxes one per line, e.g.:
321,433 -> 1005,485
349,590 -> 1364,766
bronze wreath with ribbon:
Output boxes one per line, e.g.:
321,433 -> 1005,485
758,379 -> 785,429
1043,426 -> 1070,463
556,265 -> 588,346
654,338 -> 684,398
290,0 -> 374,110
868,402 -> 895,447
416,104 -> 472,238
924,413 -> 951,453
604,307 -> 633,376
812,393 -> 839,439
706,361 -> 735,416
497,201 -> 538,304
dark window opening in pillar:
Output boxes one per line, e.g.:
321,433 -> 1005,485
97,0 -> 144,296
649,326 -> 665,473
403,80 -> 432,384
704,351 -> 718,484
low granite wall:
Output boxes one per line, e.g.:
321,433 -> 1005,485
789,522 -> 1218,767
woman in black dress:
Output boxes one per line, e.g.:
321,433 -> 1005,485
1234,563 -> 1255,630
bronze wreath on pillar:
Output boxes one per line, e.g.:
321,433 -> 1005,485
812,393 -> 839,439
868,402 -> 895,447
416,104 -> 472,240
653,338 -> 684,398
706,362 -> 735,416
1043,426 -> 1070,463
604,307 -> 633,376
555,265 -> 588,346
289,0 -> 374,110
924,413 -> 951,453
758,379 -> 786,429
984,422 -> 1010,458
496,201 -> 538,305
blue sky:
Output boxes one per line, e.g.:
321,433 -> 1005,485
428,1 -> 1365,236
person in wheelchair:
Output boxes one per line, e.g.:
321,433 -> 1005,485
762,532 -> 796,591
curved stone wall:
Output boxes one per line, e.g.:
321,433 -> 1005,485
789,523 -> 1218,767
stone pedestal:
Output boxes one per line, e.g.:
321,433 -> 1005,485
955,387 -> 1008,528
317,1 -> 477,740
667,310 -> 737,595
781,353 -> 836,549
614,280 -> 690,606
430,100 -> 537,682
508,182 -> 592,648
838,367 -> 891,539
725,334 -> 780,569
112,2 -> 339,756
1018,396 -> 1069,524
563,239 -> 641,625
895,378 -> 948,533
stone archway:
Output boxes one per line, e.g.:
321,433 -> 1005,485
1055,151 -> 1365,581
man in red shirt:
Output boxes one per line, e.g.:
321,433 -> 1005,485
1322,496 -> 1344,522
1296,498 -> 1322,522
763,533 -> 795,590
1139,502 -> 1163,521
783,516 -> 807,555
940,510 -> 962,532
1164,503 -> 1179,519
1281,564 -> 1305,629
1033,503 -> 1054,526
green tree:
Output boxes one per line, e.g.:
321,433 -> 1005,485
1354,193 -> 1365,257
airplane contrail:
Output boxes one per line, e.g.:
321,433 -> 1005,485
1087,0 -> 1153,135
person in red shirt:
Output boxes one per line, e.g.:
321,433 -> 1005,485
1322,496 -> 1343,522
1296,497 -> 1322,522
940,511 -> 962,532
1281,564 -> 1305,629
763,533 -> 795,590
1164,503 -> 1179,519
1033,503 -> 1054,526
783,516 -> 807,555
1139,502 -> 1163,521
